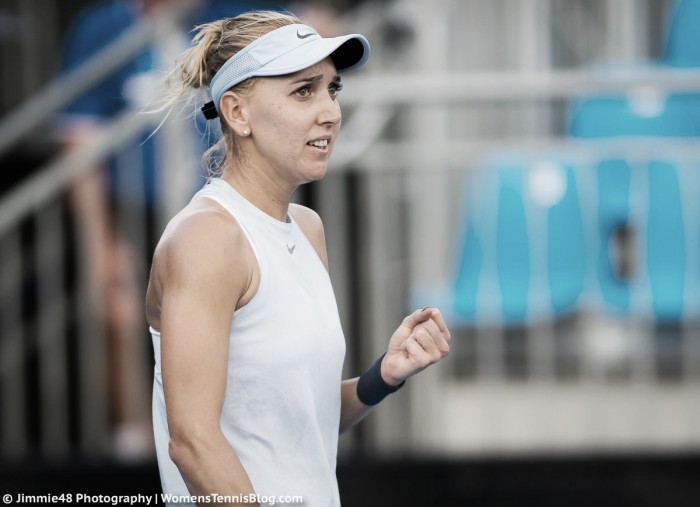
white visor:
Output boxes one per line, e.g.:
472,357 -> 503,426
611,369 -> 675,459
208,23 -> 370,116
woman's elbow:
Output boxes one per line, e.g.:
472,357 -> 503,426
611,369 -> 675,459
167,425 -> 216,467
168,433 -> 192,468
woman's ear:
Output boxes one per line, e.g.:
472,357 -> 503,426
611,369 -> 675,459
219,91 -> 250,137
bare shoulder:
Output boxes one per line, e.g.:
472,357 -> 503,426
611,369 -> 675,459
289,203 -> 328,269
147,198 -> 256,328
158,199 -> 250,279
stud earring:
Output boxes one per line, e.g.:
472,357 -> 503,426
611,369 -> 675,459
242,128 -> 250,136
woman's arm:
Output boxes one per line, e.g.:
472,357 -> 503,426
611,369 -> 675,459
289,205 -> 452,434
155,205 -> 259,504
339,308 -> 451,433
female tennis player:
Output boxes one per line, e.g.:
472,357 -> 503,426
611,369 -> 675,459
146,10 -> 451,506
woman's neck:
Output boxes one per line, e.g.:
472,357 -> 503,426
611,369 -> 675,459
221,164 -> 295,223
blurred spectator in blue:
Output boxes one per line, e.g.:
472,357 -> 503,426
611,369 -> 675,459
59,0 -> 284,460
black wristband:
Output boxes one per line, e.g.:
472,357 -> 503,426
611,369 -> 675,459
356,353 -> 405,406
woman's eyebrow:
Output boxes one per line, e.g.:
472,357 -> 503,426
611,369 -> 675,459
289,74 -> 342,85
289,73 -> 323,85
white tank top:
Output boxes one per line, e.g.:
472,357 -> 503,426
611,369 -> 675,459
151,178 -> 346,506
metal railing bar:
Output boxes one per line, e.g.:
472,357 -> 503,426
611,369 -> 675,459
0,3 -> 188,157
74,227 -> 109,457
0,230 -> 27,458
36,200 -> 69,457
340,67 -> 700,105
0,107 -> 156,236
330,137 -> 700,172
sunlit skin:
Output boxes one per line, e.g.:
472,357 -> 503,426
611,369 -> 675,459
218,58 -> 343,222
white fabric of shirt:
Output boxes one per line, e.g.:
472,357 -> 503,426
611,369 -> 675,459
151,177 -> 346,506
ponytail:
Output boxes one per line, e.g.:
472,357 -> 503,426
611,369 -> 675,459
150,10 -> 302,177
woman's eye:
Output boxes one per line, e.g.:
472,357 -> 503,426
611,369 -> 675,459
329,83 -> 343,98
296,86 -> 311,97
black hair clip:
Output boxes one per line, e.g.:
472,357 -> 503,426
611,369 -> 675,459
201,101 -> 219,120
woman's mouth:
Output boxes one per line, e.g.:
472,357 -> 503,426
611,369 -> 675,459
307,138 -> 329,150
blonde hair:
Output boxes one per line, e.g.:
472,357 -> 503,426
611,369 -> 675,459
160,10 -> 302,177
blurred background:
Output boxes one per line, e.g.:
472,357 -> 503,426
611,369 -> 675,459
1,0 -> 700,505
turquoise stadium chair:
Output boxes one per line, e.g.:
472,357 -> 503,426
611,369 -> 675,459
452,160 -> 531,324
569,93 -> 700,138
646,160 -> 686,322
547,163 -> 587,315
663,0 -> 700,68
569,92 -> 698,321
594,159 -> 632,315
412,154 -> 586,327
